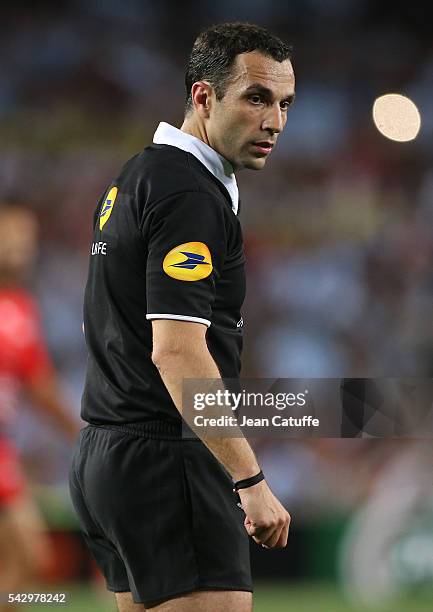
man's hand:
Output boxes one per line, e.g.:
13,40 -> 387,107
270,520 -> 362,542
238,480 -> 290,548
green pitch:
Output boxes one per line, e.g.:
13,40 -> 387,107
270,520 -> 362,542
28,582 -> 433,611
254,583 -> 433,612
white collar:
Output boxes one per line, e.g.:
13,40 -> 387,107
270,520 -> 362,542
153,122 -> 239,215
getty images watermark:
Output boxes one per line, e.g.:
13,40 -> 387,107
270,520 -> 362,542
182,379 -> 318,439
192,388 -> 319,429
182,378 -> 433,439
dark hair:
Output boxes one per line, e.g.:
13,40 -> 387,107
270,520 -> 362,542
184,22 -> 293,113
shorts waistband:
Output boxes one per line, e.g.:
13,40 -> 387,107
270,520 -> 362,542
86,420 -> 197,441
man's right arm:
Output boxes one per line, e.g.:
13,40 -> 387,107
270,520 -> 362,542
151,318 -> 290,549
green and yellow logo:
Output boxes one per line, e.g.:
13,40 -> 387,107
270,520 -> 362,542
99,186 -> 118,231
163,242 -> 213,281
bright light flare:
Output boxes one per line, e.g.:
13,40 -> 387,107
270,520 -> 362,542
372,93 -> 421,142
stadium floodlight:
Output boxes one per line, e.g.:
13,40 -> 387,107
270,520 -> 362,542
372,93 -> 421,142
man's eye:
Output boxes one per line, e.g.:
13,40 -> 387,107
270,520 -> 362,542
280,101 -> 290,111
249,95 -> 262,104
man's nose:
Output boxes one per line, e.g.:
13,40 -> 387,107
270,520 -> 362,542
261,104 -> 284,134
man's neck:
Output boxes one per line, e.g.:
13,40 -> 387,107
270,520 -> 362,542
180,116 -> 210,147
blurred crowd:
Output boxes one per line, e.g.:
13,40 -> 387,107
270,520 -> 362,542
1,1 -> 433,517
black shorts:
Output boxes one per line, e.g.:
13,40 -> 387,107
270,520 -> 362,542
68,423 -> 252,606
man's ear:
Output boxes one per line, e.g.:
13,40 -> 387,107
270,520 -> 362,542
190,81 -> 213,118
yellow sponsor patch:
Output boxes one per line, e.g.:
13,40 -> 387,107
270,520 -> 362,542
99,186 -> 118,231
163,242 -> 213,281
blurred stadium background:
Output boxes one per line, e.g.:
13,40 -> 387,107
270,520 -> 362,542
1,0 -> 433,610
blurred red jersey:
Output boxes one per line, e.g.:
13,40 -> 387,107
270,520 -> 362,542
0,288 -> 53,427
0,288 -> 53,506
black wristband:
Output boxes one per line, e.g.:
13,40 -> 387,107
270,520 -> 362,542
233,470 -> 265,492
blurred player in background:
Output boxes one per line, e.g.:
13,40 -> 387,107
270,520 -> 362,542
0,203 -> 79,611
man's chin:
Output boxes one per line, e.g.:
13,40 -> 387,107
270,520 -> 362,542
244,157 -> 268,170
235,155 -> 268,171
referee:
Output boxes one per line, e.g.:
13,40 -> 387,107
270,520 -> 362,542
69,23 -> 295,612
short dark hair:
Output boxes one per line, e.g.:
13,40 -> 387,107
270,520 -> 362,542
184,22 -> 293,113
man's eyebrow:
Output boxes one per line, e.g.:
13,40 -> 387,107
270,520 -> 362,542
244,83 -> 296,104
244,84 -> 272,95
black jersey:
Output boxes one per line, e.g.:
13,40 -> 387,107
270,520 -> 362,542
81,143 -> 245,425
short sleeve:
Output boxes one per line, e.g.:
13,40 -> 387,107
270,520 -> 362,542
145,192 -> 228,327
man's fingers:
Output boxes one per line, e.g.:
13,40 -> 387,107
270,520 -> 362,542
275,521 -> 290,548
262,514 -> 289,548
262,525 -> 284,549
245,520 -> 284,547
246,513 -> 290,548
274,513 -> 290,548
244,518 -> 256,536
247,523 -> 273,541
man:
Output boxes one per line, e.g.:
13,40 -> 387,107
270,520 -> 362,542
0,204 -> 79,612
69,22 -> 295,612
